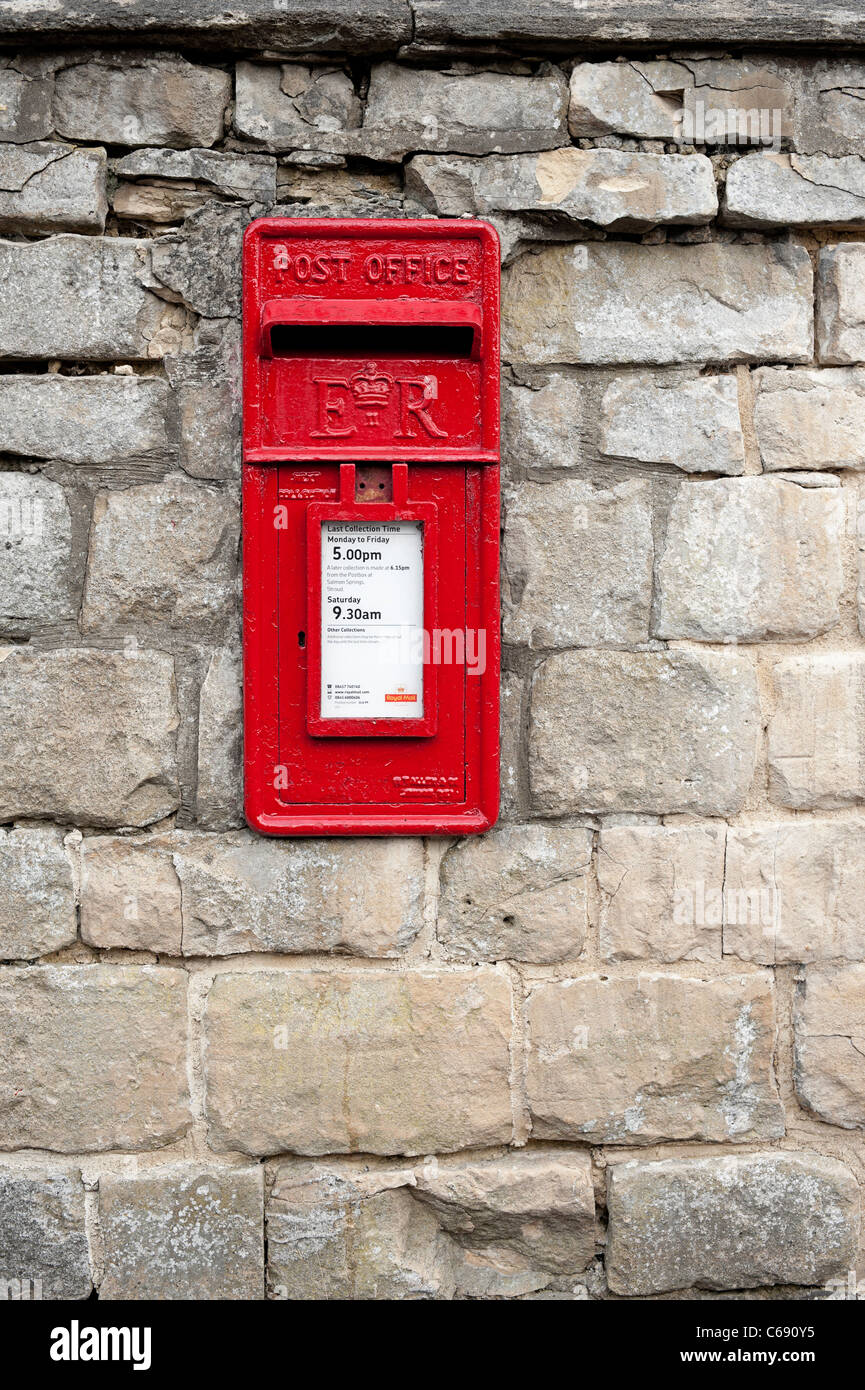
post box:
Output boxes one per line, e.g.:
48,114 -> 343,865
242,218 -> 500,835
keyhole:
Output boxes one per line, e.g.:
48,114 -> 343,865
355,465 -> 393,501
298,631 -> 306,648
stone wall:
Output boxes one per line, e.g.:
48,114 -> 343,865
2,11 -> 865,1301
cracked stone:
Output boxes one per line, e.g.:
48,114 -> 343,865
599,372 -> 745,473
0,62 -> 53,143
676,60 -> 794,145
795,963 -> 865,1127
569,59 -> 793,146
275,164 -> 400,207
266,1147 -> 594,1299
792,59 -> 865,157
113,181 -> 218,224
526,972 -> 783,1145
569,61 -> 691,140
597,823 -> 725,963
724,152 -> 865,228
0,142 -> 107,234
484,213 -> 584,267
437,823 -> 592,963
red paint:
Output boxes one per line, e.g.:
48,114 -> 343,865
242,218 -> 500,835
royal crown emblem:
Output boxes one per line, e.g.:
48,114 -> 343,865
350,361 -> 394,424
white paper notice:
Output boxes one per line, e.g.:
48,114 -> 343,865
320,519 -> 424,719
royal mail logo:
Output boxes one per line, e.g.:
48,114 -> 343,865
312,364 -> 447,440
350,361 -> 394,423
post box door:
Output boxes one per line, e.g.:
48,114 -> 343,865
276,462 -> 467,805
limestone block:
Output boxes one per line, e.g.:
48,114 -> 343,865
82,474 -> 239,632
0,965 -> 191,1151
599,373 -> 745,474
526,971 -> 783,1144
529,649 -> 759,816
438,823 -> 592,963
768,654 -> 865,809
98,1166 -> 264,1300
0,472 -> 75,634
0,647 -> 179,828
725,820 -> 865,964
503,242 -> 813,367
504,478 -> 653,648
0,143 -> 107,234
54,54 -> 230,147
597,823 -> 725,963
654,477 -> 844,642
0,828 -> 77,961
204,968 -> 513,1156
606,1153 -> 858,1294
0,1170 -> 90,1299
795,963 -> 865,1127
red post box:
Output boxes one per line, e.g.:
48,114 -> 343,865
242,218 -> 500,835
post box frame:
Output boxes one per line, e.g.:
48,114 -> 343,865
242,216 -> 500,836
